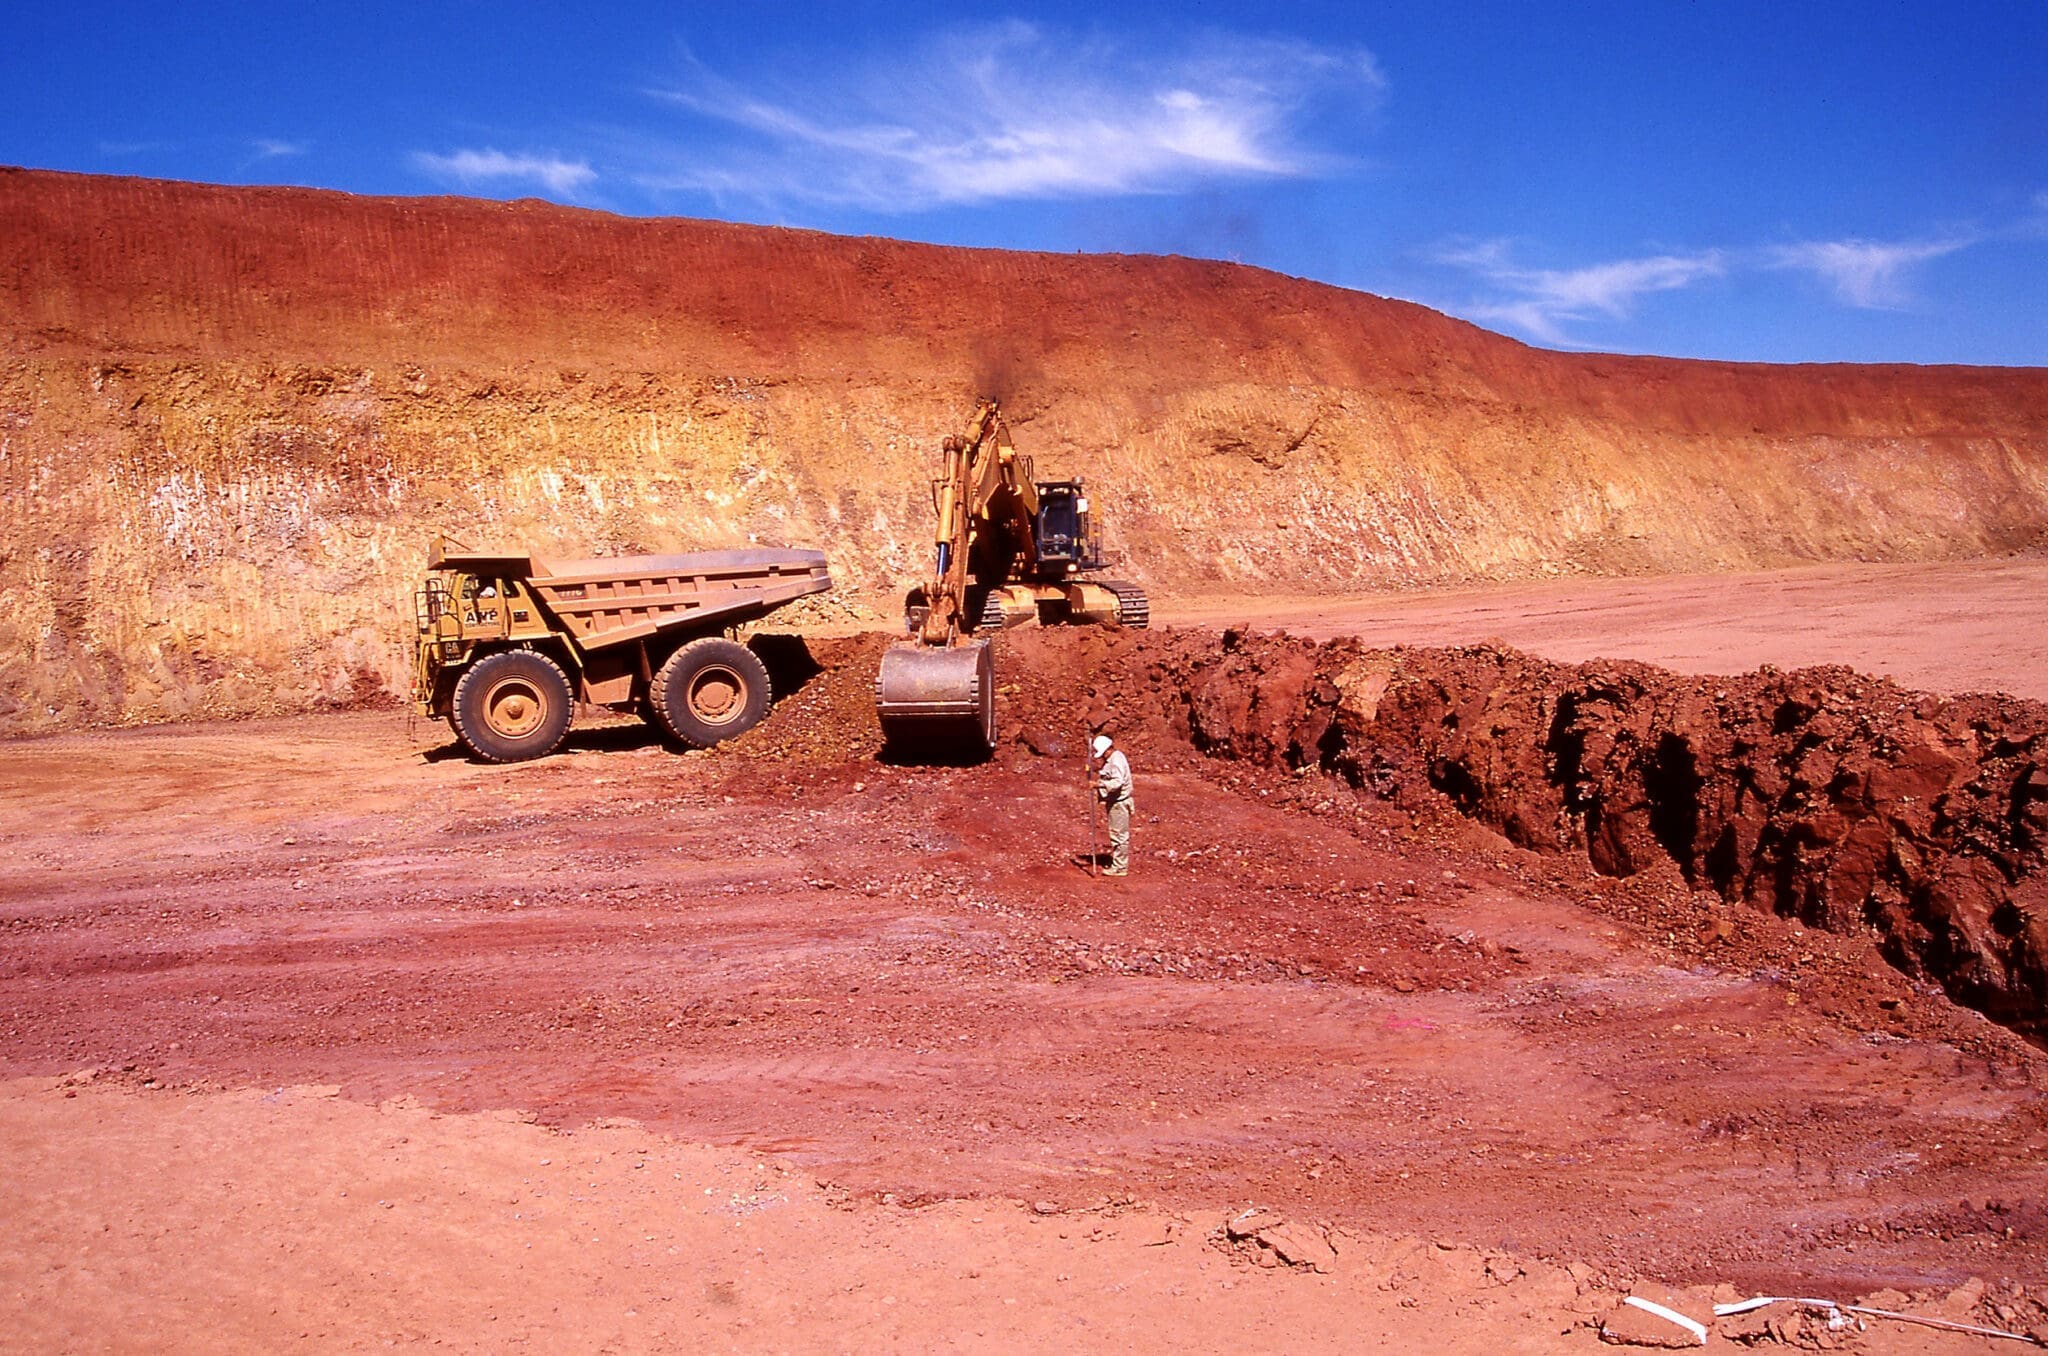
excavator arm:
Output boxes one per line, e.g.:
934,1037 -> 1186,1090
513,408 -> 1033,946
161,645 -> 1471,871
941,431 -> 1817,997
877,400 -> 1031,752
917,401 -> 1038,644
878,398 -> 1146,755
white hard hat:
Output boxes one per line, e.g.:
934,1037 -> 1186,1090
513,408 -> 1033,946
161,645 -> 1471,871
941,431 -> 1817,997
1092,735 -> 1112,757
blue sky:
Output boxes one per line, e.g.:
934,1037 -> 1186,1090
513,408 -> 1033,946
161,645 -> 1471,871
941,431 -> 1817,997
4,2 -> 2044,365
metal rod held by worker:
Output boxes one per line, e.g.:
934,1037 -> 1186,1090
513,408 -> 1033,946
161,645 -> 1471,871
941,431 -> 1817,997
1085,729 -> 1100,877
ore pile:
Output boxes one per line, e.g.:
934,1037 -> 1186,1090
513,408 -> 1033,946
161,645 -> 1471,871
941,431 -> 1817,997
991,626 -> 2048,1045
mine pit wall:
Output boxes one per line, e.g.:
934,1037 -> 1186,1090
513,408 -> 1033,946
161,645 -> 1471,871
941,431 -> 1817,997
4,167 -> 2048,733
1005,628 -> 2048,1047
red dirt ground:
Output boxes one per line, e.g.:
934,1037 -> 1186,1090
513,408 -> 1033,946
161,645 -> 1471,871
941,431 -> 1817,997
7,569 -> 2048,1351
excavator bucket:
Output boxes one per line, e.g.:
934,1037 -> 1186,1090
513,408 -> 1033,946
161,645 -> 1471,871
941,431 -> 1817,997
876,640 -> 996,753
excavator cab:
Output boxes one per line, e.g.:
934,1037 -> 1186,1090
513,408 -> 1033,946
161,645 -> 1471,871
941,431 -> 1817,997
1031,480 -> 1101,574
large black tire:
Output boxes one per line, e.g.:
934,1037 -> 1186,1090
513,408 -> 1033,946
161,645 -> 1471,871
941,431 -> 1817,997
652,637 -> 772,748
450,649 -> 575,764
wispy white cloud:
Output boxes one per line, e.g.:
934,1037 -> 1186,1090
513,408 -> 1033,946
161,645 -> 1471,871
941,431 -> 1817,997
1436,239 -> 1727,345
1436,219 -> 2017,344
250,138 -> 309,160
1982,190 -> 2048,245
1764,236 -> 1967,308
411,147 -> 597,197
635,22 -> 1383,209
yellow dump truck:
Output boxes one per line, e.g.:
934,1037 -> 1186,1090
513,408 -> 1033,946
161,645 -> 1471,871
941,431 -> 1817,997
412,537 -> 832,762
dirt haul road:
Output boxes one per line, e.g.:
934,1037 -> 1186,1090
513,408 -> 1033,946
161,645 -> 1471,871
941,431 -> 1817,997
1161,557 -> 2048,702
7,602 -> 2048,1350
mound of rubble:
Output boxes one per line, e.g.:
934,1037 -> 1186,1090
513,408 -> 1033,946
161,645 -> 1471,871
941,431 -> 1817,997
1010,626 -> 2048,1043
735,625 -> 2048,1044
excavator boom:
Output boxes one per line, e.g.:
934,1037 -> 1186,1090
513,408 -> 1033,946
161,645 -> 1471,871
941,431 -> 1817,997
915,403 -> 1036,643
878,401 -> 1015,750
877,399 -> 1145,754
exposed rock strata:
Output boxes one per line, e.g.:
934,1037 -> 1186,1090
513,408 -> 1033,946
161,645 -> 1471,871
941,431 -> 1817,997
3,167 -> 2047,730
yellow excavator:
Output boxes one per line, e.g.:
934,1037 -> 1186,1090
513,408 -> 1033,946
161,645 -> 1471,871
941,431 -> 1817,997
876,400 -> 1147,752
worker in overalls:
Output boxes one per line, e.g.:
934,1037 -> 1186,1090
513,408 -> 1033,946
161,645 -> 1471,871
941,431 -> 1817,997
1092,734 -> 1134,877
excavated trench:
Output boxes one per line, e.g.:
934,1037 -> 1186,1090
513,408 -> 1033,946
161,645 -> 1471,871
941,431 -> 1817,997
985,626 -> 2048,1047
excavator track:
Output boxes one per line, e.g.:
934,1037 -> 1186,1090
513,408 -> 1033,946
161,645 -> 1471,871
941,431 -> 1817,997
1099,580 -> 1150,628
973,593 -> 1007,633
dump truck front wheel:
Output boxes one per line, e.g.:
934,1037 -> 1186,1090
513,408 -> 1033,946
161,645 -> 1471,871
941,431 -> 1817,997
450,649 -> 575,763
652,638 -> 772,747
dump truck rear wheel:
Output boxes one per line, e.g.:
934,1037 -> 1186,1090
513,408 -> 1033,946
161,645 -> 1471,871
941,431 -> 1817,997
652,638 -> 772,748
450,649 -> 574,763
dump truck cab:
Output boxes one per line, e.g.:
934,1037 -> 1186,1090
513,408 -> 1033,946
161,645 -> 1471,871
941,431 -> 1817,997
412,536 -> 832,763
413,545 -> 557,701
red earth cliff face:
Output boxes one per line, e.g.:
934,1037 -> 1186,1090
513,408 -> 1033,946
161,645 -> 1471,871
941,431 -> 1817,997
2,165 -> 2047,732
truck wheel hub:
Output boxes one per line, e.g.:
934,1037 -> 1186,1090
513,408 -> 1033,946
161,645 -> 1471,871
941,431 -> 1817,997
486,683 -> 545,736
688,669 -> 741,722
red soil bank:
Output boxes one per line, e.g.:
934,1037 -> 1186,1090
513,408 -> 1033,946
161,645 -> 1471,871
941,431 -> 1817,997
862,627 -> 2048,1046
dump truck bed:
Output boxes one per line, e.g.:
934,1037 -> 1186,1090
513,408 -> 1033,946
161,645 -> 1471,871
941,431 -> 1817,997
430,542 -> 832,649
529,549 -> 831,649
